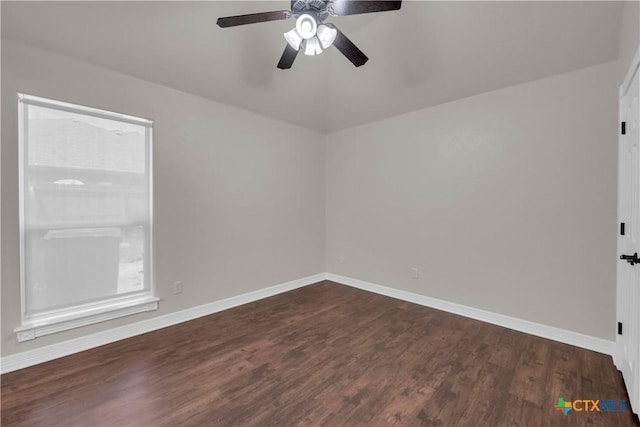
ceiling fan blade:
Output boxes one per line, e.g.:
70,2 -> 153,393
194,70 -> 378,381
277,44 -> 299,69
217,10 -> 291,28
331,26 -> 368,67
329,1 -> 401,16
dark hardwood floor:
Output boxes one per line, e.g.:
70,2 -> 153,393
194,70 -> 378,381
1,281 -> 638,426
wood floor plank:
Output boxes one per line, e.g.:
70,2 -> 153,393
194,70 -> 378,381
507,335 -> 551,406
1,281 -> 638,426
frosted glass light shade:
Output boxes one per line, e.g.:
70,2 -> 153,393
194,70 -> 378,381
284,28 -> 303,50
304,37 -> 323,56
296,14 -> 317,40
317,24 -> 337,49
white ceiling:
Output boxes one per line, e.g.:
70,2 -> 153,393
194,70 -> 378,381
1,1 -> 625,133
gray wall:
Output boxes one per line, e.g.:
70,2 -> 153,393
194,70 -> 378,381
326,61 -> 618,340
2,12 -> 633,359
1,40 -> 326,357
618,1 -> 640,84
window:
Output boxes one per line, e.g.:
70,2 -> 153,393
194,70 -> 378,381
16,94 -> 157,342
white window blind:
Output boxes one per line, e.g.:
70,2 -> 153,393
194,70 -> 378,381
16,94 -> 157,341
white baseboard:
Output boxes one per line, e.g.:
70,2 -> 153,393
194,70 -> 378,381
326,273 -> 616,356
0,273 -> 326,374
1,272 -> 615,374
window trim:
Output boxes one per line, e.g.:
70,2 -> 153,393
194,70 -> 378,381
16,93 -> 157,342
15,296 -> 159,342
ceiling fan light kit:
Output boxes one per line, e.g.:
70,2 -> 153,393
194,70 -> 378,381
216,0 -> 402,69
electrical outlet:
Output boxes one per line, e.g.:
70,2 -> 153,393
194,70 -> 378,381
339,255 -> 345,264
410,268 -> 419,279
172,281 -> 183,294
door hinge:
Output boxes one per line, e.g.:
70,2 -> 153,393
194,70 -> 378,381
621,222 -> 626,236
622,121 -> 626,135
618,322 -> 623,335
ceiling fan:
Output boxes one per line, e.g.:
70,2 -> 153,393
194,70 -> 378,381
217,0 -> 402,69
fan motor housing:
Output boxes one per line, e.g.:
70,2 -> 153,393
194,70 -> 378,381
291,0 -> 329,21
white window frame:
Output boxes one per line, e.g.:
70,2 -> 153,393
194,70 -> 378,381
15,93 -> 158,342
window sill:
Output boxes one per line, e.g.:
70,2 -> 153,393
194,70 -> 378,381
15,295 -> 159,342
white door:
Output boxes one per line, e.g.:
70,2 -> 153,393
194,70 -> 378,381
617,57 -> 640,415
